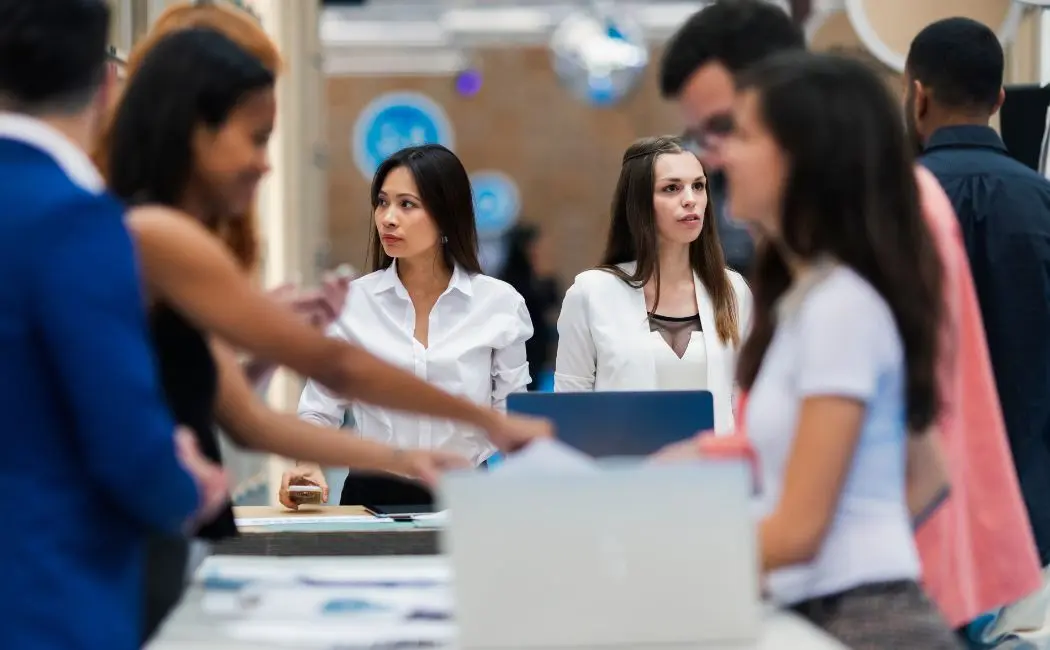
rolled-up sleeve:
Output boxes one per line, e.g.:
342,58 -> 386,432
553,281 -> 597,392
297,322 -> 351,427
491,293 -> 533,411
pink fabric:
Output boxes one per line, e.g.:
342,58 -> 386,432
733,169 -> 1041,626
913,166 -> 1041,627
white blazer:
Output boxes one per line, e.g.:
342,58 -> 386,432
553,262 -> 753,434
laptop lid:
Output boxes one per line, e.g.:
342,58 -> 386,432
441,461 -> 759,649
507,391 -> 715,457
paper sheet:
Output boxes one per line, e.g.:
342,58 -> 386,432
201,560 -> 451,586
212,584 -> 453,620
494,438 -> 599,477
225,619 -> 456,647
412,510 -> 449,524
235,514 -> 392,527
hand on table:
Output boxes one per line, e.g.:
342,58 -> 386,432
175,426 -> 229,530
392,449 -> 472,487
484,412 -> 554,453
278,463 -> 329,510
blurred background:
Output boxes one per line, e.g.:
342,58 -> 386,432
108,0 -> 1050,503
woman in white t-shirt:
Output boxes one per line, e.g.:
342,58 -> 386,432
714,55 -> 956,647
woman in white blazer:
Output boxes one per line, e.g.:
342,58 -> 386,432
554,135 -> 752,433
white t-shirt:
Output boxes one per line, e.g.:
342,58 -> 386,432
747,265 -> 920,605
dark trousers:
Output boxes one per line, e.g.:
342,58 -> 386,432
790,580 -> 961,649
142,533 -> 190,644
339,472 -> 434,507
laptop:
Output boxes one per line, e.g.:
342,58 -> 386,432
507,390 -> 715,457
441,460 -> 760,649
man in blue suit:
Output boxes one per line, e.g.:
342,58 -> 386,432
0,1 -> 228,648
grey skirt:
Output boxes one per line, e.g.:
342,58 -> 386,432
789,580 -> 961,649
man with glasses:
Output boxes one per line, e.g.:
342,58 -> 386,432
659,0 -> 805,276
656,0 -> 1042,641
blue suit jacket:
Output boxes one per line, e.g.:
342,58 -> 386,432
0,117 -> 198,649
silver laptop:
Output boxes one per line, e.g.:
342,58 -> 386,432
440,460 -> 759,649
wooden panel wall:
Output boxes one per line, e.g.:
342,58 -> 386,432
325,46 -> 679,283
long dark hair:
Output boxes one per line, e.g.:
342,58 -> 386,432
599,135 -> 739,344
735,53 -> 943,433
367,144 -> 482,275
104,27 -> 274,268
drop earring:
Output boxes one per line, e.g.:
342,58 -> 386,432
441,235 -> 448,245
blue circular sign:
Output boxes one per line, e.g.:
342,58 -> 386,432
471,171 -> 521,237
478,236 -> 509,275
352,92 -> 454,179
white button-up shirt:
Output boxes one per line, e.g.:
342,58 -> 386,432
298,263 -> 533,465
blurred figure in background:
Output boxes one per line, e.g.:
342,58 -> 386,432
659,0 -> 1041,634
94,0 -> 349,382
0,1 -> 226,648
499,223 -> 561,390
555,135 -> 750,434
907,17 -> 1050,647
288,144 -> 534,508
725,52 -> 955,648
105,29 -> 489,639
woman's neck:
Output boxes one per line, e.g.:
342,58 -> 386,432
178,186 -> 220,227
656,241 -> 693,284
396,250 -> 452,297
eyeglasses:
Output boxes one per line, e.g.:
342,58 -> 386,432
681,112 -> 735,157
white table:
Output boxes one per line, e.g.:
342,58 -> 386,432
148,556 -> 846,649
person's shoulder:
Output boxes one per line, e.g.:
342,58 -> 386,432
724,268 -> 751,296
125,204 -> 209,239
349,268 -> 386,290
470,273 -> 528,306
803,267 -> 893,327
570,266 -> 630,293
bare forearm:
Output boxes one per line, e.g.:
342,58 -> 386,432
328,345 -> 499,431
225,408 -> 406,474
759,513 -> 818,573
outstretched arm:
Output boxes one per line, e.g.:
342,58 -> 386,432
128,206 -> 550,451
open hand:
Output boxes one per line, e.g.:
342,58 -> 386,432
393,449 -> 472,487
278,463 -> 329,510
484,413 -> 554,453
174,426 -> 229,530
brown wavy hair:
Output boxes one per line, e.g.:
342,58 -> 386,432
599,135 -> 740,344
93,1 -> 281,269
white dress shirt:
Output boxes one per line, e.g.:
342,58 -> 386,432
554,262 -> 752,434
298,263 -> 533,465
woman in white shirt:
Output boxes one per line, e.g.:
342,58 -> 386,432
554,135 -> 751,434
282,144 -> 533,507
714,54 -> 956,647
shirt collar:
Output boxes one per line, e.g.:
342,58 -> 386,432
923,125 -> 1008,156
0,112 -> 105,194
374,260 -> 474,299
